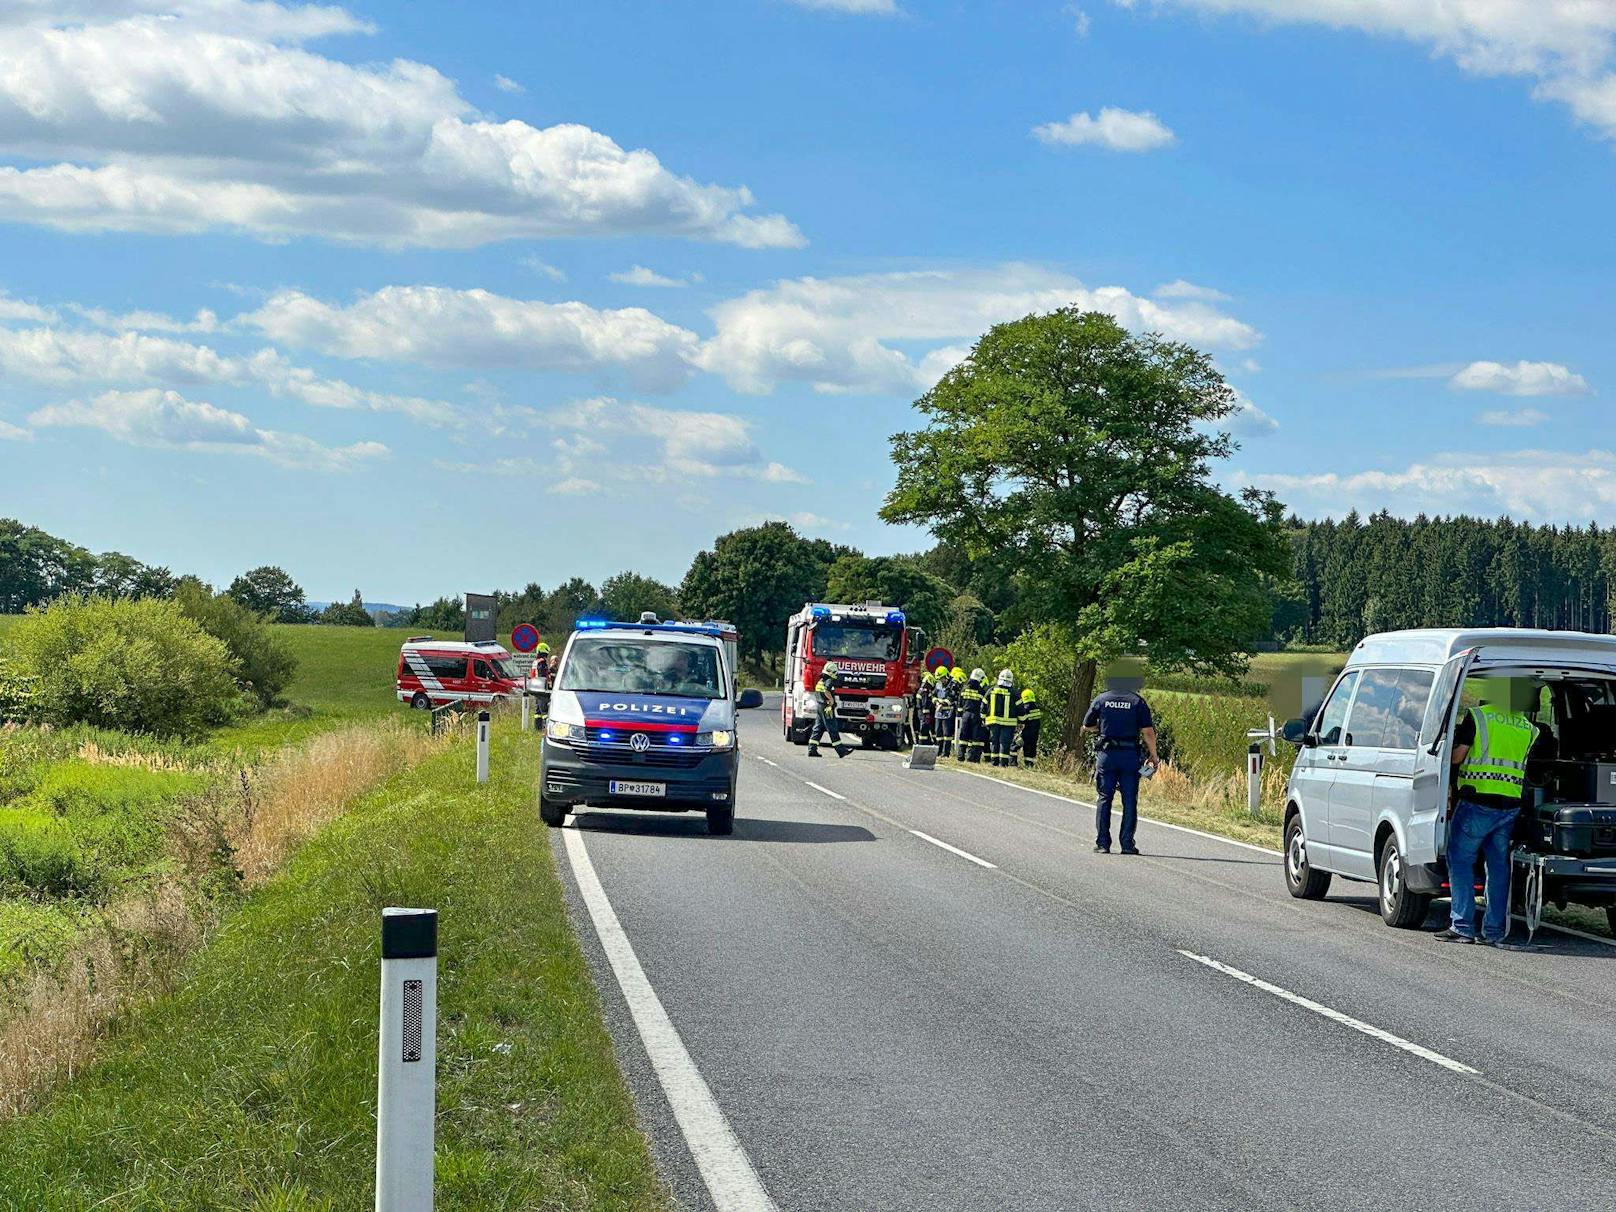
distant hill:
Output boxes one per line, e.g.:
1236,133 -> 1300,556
306,601 -> 409,617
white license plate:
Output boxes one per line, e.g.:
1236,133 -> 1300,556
609,780 -> 666,798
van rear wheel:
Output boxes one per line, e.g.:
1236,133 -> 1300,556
1378,837 -> 1432,928
1284,813 -> 1331,900
410,692 -> 431,710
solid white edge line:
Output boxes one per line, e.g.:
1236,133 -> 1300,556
950,766 -> 1281,856
954,768 -> 1616,948
562,827 -> 778,1212
909,828 -> 998,870
1177,950 -> 1479,1076
802,780 -> 847,801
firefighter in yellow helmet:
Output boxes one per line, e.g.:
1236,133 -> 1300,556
1016,687 -> 1043,768
807,661 -> 852,759
932,667 -> 956,757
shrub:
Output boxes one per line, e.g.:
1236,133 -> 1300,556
4,596 -> 245,735
0,658 -> 39,724
174,577 -> 297,707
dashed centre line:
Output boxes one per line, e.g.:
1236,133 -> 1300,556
908,829 -> 998,870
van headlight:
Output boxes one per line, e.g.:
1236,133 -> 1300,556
546,719 -> 578,743
698,730 -> 734,750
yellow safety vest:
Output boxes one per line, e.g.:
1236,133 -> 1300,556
1456,705 -> 1535,801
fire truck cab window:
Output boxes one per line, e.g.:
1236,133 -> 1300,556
811,624 -> 901,661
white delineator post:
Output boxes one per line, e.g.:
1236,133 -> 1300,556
1246,743 -> 1263,817
476,711 -> 490,783
377,907 -> 437,1212
521,694 -> 532,733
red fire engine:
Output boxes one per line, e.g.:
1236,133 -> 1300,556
782,602 -> 925,749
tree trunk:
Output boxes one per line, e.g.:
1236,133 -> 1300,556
1062,657 -> 1097,754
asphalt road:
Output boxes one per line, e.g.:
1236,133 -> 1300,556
551,696 -> 1616,1212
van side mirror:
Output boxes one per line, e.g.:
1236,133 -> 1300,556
736,688 -> 764,710
1281,718 -> 1314,746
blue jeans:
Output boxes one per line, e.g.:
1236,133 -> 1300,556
1095,749 -> 1140,850
1447,800 -> 1520,940
809,706 -> 842,746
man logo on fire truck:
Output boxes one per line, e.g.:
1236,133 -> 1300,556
782,602 -> 924,751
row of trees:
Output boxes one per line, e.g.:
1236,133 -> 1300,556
1282,513 -> 1616,649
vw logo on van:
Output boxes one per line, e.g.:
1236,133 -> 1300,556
629,732 -> 651,753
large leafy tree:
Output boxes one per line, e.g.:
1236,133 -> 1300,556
600,571 -> 681,622
881,308 -> 1292,748
227,565 -> 311,623
680,522 -> 841,666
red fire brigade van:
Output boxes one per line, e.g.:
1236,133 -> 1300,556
396,637 -> 524,710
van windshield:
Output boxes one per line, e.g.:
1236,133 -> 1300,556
810,624 -> 901,662
559,638 -> 725,700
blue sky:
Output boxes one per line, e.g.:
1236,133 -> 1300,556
3,0 -> 1615,603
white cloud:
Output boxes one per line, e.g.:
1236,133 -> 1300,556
493,73 -> 524,94
0,8 -> 802,248
29,387 -> 387,470
0,290 -> 55,323
1032,107 -> 1176,151
522,257 -> 566,282
786,0 -> 899,13
695,264 -> 1260,395
1069,5 -> 1092,37
0,323 -> 462,424
1478,407 -> 1549,427
1155,278 -> 1230,302
1449,359 -> 1590,397
0,417 -> 31,440
609,265 -> 696,288
0,1 -> 373,41
740,509 -> 850,533
547,476 -> 601,496
1249,450 -> 1616,523
68,304 -> 219,333
242,286 -> 702,391
1122,0 -> 1616,142
1229,390 -> 1278,434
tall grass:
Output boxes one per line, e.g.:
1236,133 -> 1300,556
0,716 -> 455,1118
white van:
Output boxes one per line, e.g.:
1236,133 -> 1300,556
1280,628 -> 1616,932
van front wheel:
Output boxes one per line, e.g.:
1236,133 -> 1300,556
539,796 -> 567,828
1284,814 -> 1331,900
706,804 -> 734,836
1378,837 -> 1431,928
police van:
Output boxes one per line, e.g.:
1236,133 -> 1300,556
539,615 -> 764,835
1281,628 -> 1616,934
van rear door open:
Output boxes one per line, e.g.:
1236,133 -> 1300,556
1408,648 -> 1479,870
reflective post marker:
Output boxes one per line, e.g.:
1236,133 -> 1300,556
1247,743 -> 1263,817
476,711 -> 490,783
377,908 -> 437,1212
520,694 -> 531,733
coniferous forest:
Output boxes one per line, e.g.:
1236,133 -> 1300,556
1279,512 -> 1615,649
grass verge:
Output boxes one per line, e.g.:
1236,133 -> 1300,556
0,717 -> 670,1211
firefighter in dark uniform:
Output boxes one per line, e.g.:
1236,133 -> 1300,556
1082,680 -> 1161,854
915,670 -> 937,745
807,662 -> 852,758
958,668 -> 987,763
531,642 -> 552,727
933,668 -> 956,757
1016,688 -> 1042,769
985,669 -> 1017,767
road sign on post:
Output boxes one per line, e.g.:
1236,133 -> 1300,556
510,623 -> 539,653
376,907 -> 437,1212
924,647 -> 954,673
476,711 -> 490,783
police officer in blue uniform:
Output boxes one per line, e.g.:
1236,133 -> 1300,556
1083,677 -> 1161,854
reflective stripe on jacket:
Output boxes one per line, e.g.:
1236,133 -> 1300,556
985,686 -> 1014,725
1457,705 -> 1535,801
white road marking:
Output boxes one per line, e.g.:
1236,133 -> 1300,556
562,827 -> 778,1212
1177,949 -> 1479,1076
756,756 -> 780,767
951,767 -> 1281,857
951,767 -> 1616,948
909,829 -> 998,870
802,780 -> 846,801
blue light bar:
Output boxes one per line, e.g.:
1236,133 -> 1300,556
575,617 -> 611,629
811,605 -> 831,620
886,610 -> 905,625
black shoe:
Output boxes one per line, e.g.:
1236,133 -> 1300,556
806,748 -> 821,757
835,744 -> 851,758
1093,844 -> 1110,854
1433,928 -> 1474,944
1120,847 -> 1141,856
